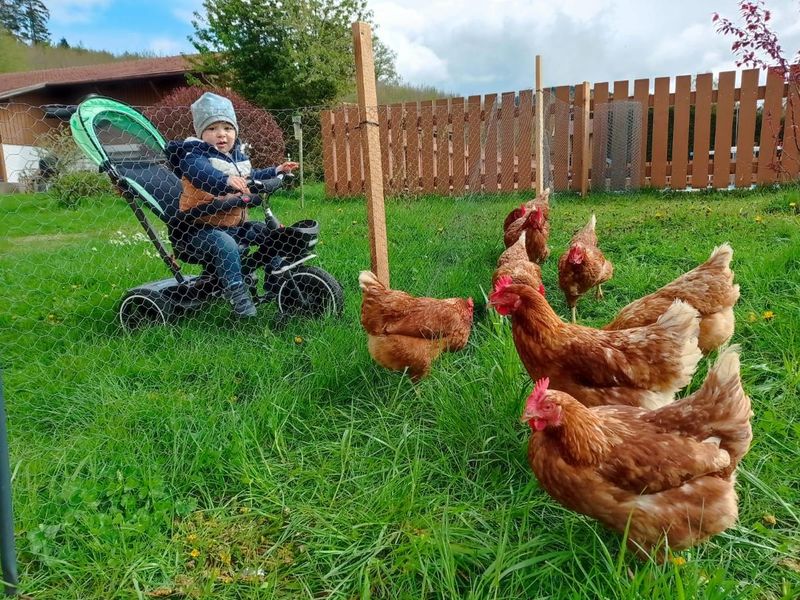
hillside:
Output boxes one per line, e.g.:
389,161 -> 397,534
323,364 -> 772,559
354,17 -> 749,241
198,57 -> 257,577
0,30 -> 152,74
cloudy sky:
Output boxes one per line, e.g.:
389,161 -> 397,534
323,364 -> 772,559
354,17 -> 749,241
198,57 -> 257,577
46,0 -> 800,95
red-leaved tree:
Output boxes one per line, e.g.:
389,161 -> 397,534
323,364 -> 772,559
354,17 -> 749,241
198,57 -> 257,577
144,86 -> 287,168
713,1 -> 800,177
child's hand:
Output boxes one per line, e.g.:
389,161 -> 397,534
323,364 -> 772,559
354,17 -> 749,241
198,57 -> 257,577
227,175 -> 250,193
277,161 -> 299,174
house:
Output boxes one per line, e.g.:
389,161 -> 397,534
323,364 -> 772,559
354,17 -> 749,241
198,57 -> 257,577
0,55 -> 196,186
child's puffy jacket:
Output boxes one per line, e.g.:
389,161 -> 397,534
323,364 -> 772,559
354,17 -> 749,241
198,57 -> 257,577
168,138 -> 279,228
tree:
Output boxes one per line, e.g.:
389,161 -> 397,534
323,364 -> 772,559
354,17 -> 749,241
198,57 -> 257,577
190,0 -> 398,108
19,0 -> 49,44
0,0 -> 22,39
57,36 -> 69,48
713,0 -> 800,178
1,0 -> 49,44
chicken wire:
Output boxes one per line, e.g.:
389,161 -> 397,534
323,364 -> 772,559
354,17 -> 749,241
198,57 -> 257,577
349,94 -> 566,298
1,93 -> 565,346
590,100 -> 643,192
0,102 -> 343,347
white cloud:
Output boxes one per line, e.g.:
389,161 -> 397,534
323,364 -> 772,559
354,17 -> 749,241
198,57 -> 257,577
370,0 -> 800,96
46,0 -> 110,25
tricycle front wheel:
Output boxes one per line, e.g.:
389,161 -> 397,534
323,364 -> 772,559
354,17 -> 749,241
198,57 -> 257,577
275,266 -> 343,317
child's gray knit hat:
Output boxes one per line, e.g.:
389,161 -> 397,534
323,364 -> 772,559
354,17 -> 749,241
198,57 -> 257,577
191,92 -> 239,138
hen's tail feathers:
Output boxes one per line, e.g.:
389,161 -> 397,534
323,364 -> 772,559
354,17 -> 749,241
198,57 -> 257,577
707,242 -> 734,269
656,300 -> 703,390
696,345 -> 753,468
652,345 -> 752,473
359,270 -> 385,292
589,213 -> 596,231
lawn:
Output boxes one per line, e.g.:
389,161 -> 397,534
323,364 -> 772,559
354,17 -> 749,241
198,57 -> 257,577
0,183 -> 799,599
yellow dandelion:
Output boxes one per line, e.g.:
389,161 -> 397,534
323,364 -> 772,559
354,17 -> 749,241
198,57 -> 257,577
189,548 -> 200,558
763,310 -> 775,320
747,312 -> 758,323
186,533 -> 197,543
655,211 -> 664,218
294,336 -> 304,344
217,574 -> 233,584
755,215 -> 763,223
763,514 -> 777,526
670,556 -> 687,566
239,506 -> 251,514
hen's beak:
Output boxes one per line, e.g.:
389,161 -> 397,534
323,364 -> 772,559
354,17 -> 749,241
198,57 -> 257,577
521,410 -> 547,430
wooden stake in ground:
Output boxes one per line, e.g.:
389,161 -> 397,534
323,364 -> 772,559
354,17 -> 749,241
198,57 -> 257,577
352,21 -> 390,287
576,81 -> 592,198
535,55 -> 544,195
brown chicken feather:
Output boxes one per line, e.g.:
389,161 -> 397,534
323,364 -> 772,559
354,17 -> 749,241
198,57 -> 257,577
489,277 -> 702,408
558,214 -> 614,322
359,271 -> 474,381
522,206 -> 550,263
523,347 -> 752,557
493,233 -> 544,291
524,187 -> 551,219
604,243 -> 739,352
503,203 -> 527,232
503,211 -> 530,248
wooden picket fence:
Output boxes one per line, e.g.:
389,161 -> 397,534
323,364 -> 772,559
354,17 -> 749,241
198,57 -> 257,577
320,67 -> 800,196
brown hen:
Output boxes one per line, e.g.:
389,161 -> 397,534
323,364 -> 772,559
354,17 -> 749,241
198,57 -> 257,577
522,346 -> 752,558
604,243 -> 739,353
558,214 -> 614,323
489,276 -> 702,408
359,271 -> 474,381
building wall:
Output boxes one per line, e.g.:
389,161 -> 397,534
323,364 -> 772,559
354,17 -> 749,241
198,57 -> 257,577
0,74 -> 186,184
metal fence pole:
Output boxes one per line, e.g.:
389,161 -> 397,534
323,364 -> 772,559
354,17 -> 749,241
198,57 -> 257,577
0,370 -> 18,596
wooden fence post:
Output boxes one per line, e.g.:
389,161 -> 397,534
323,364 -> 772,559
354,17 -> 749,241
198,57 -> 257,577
573,82 -> 590,197
534,55 -> 544,195
352,21 -> 390,287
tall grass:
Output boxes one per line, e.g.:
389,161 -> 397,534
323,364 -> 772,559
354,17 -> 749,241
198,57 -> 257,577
0,184 -> 799,598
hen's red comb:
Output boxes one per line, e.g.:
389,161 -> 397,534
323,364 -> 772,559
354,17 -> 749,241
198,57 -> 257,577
492,275 -> 514,295
528,377 -> 550,406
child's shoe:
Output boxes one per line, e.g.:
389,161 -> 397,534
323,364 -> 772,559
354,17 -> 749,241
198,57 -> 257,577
226,283 -> 257,317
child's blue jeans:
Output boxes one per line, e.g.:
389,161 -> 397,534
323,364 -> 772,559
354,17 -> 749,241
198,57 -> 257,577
181,221 -> 270,289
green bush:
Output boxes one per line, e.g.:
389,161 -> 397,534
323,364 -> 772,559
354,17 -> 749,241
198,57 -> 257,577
49,170 -> 115,209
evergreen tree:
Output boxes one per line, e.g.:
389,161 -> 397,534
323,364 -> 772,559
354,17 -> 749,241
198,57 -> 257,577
18,0 -> 49,44
0,0 -> 22,39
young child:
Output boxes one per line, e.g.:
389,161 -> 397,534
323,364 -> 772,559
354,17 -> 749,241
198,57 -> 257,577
170,92 -> 298,317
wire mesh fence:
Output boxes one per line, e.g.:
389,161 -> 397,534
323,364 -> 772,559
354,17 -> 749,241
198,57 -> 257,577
0,94 -> 563,335
590,100 -> 643,192
0,100 -> 347,347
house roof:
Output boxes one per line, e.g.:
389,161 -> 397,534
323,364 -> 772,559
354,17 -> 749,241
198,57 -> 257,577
0,55 -> 194,100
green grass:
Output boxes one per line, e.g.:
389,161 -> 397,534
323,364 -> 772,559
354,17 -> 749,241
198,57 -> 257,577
1,183 -> 799,599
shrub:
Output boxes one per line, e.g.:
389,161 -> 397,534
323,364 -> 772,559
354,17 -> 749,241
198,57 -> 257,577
144,87 -> 287,167
34,125 -> 84,181
50,171 -> 116,209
